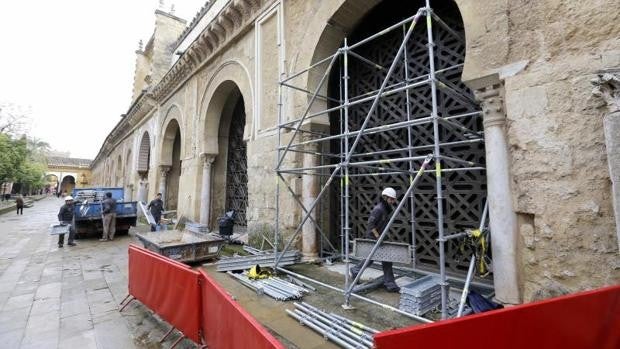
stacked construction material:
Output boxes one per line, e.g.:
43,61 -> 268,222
185,222 -> 209,233
399,275 -> 446,316
215,250 -> 299,271
228,272 -> 311,301
286,302 -> 377,349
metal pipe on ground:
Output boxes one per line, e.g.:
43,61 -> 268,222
286,309 -> 359,349
294,303 -> 374,347
290,308 -> 369,349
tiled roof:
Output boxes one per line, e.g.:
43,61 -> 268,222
47,156 -> 92,168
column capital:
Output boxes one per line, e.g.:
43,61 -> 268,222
468,74 -> 507,129
592,69 -> 620,114
199,153 -> 216,168
159,165 -> 171,177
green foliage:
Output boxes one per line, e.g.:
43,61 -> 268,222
0,133 -> 48,192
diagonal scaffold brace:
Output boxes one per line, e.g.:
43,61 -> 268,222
343,154 -> 434,307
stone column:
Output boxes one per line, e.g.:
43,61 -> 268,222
592,70 -> 620,251
301,133 -> 320,261
469,74 -> 521,305
127,184 -> 134,202
137,172 -> 148,203
199,153 -> 216,226
159,165 -> 171,205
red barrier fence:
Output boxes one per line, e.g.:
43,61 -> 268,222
127,245 -> 201,343
198,269 -> 285,349
375,285 -> 620,349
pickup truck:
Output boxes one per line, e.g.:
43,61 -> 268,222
71,187 -> 138,237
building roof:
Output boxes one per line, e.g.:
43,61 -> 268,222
47,156 -> 92,168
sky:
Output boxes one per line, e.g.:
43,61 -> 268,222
0,0 -> 206,159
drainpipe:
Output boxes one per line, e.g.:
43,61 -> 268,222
467,74 -> 521,305
592,69 -> 620,251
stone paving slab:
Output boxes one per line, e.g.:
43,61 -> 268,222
0,197 -> 195,348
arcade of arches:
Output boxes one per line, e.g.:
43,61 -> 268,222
89,0 -> 619,304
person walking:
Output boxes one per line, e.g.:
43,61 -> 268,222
15,194 -> 24,215
101,192 -> 117,241
350,187 -> 400,292
57,196 -> 77,248
147,193 -> 164,232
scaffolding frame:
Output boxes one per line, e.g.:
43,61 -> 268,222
274,1 -> 486,321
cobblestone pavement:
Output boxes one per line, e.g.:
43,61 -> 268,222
0,197 -> 193,349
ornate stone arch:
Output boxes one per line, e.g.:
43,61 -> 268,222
199,60 -> 254,155
137,131 -> 151,174
159,105 -> 184,166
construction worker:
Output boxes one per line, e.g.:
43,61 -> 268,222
100,192 -> 117,241
147,193 -> 164,232
350,187 -> 400,292
57,196 -> 77,247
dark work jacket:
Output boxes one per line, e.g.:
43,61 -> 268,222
147,199 -> 164,218
58,204 -> 74,222
16,197 -> 24,207
365,199 -> 392,239
102,198 -> 117,215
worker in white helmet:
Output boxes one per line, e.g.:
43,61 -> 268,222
350,187 -> 400,292
57,196 -> 77,248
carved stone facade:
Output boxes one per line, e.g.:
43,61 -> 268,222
90,0 -> 620,303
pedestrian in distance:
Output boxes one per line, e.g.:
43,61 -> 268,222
100,192 -> 117,241
350,187 -> 400,292
15,194 -> 24,215
147,193 -> 164,232
57,196 -> 77,248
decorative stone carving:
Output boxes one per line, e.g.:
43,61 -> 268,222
592,70 -> 620,113
592,69 -> 620,250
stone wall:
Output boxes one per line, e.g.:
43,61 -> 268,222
458,0 -> 620,300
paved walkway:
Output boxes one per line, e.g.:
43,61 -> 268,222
0,197 -> 188,349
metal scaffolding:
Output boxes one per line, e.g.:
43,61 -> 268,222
274,1 -> 487,321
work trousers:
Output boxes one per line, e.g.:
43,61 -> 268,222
16,206 -> 23,215
58,222 -> 75,246
150,214 -> 162,232
351,259 -> 397,289
102,213 -> 117,240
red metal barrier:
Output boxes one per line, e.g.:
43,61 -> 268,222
375,285 -> 620,349
127,245 -> 201,343
198,269 -> 285,349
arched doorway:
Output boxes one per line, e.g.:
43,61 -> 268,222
60,175 -> 76,196
322,0 -> 485,275
125,149 -> 132,200
206,82 -> 248,229
137,132 -> 151,203
161,119 -> 182,210
116,154 -> 123,187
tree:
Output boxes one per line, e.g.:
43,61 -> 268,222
0,102 -> 31,136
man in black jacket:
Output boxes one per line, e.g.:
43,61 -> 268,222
147,193 -> 164,232
101,192 -> 117,241
57,196 -> 77,247
350,187 -> 400,292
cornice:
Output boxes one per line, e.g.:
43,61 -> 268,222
152,0 -> 268,103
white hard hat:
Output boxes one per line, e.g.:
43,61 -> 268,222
64,196 -> 74,201
381,187 -> 397,199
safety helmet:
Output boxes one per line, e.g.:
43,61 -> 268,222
64,196 -> 74,201
381,187 -> 397,199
